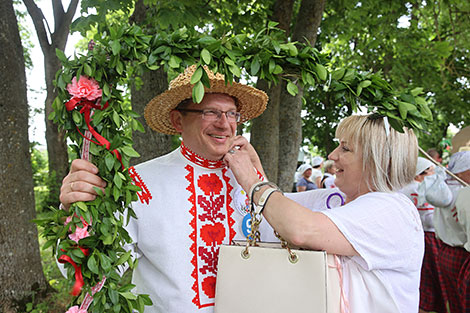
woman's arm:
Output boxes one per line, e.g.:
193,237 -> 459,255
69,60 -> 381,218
224,144 -> 358,256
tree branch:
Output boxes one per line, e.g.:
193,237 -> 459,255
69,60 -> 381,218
51,0 -> 79,51
22,0 -> 51,53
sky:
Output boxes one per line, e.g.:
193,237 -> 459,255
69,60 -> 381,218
20,1 -> 82,147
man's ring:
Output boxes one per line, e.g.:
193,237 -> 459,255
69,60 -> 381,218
228,149 -> 235,154
70,182 -> 75,192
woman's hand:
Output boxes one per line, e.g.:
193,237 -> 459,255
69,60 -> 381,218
224,136 -> 263,192
59,159 -> 107,210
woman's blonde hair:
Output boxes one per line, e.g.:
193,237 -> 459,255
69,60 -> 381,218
335,114 -> 418,192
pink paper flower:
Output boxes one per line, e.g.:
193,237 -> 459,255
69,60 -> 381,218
65,305 -> 87,313
67,76 -> 102,101
68,226 -> 90,243
64,215 -> 92,243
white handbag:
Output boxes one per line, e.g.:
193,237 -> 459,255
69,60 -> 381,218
214,207 -> 342,313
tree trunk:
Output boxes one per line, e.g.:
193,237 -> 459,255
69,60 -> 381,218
0,1 -> 48,311
250,0 -> 294,183
130,0 -> 173,164
277,0 -> 326,191
23,0 -> 79,207
131,68 -> 173,165
251,80 -> 281,182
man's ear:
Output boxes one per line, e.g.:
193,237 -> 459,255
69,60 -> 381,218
170,110 -> 184,133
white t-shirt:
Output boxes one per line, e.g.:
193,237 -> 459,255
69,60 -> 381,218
322,173 -> 336,189
286,188 -> 424,313
311,168 -> 323,186
399,181 -> 435,232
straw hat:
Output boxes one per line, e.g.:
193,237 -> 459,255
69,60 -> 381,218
144,65 -> 268,135
451,126 -> 470,154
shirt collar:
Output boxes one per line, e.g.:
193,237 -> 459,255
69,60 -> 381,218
180,142 -> 226,169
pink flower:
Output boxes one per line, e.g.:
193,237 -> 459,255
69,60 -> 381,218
64,215 -> 92,243
66,76 -> 102,101
65,305 -> 87,313
68,226 -> 90,243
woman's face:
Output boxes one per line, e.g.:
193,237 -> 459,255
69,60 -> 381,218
328,139 -> 369,202
303,168 -> 312,178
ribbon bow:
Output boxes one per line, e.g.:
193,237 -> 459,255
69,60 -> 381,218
65,98 -> 123,168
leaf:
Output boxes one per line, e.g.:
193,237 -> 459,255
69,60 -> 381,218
229,65 -> 241,77
105,153 -> 115,171
192,81 -> 205,103
99,253 -> 112,271
269,59 -> 276,73
113,111 -> 121,128
113,173 -> 122,189
116,251 -> 132,266
287,43 -> 298,56
120,292 -> 138,300
109,288 -> 119,305
224,57 -> 235,66
168,55 -> 180,68
75,201 -> 88,212
111,40 -> 121,56
87,254 -> 99,274
359,80 -> 372,88
72,111 -> 82,125
331,68 -> 345,80
272,40 -> 281,54
84,63 -> 93,76
103,84 -> 110,97
286,81 -> 298,96
56,49 -> 68,63
315,64 -> 327,81
201,49 -> 211,64
273,65 -> 283,75
410,87 -> 423,97
397,101 -> 416,119
250,57 -> 260,76
121,146 -> 140,158
190,67 -> 203,84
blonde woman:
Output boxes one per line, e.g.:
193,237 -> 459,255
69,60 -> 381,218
224,114 -> 423,313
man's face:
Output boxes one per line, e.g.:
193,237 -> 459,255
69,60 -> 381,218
170,93 -> 238,160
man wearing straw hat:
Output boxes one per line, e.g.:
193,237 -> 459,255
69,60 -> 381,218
59,65 -> 276,312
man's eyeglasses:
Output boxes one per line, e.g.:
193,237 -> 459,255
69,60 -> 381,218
177,109 -> 241,123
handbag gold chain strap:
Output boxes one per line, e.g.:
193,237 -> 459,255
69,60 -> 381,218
242,207 -> 299,264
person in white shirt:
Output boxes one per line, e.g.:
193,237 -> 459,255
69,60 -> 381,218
400,157 -> 447,313
420,150 -> 470,313
311,156 -> 324,188
224,114 -> 423,313
320,160 -> 336,188
58,65 -> 276,313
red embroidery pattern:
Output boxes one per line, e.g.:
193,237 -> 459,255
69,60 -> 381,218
187,167 -> 235,309
452,206 -> 459,222
222,169 -> 236,243
129,166 -> 152,204
181,142 -> 225,169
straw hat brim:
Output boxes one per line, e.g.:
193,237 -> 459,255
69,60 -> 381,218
452,126 -> 470,154
144,78 -> 268,135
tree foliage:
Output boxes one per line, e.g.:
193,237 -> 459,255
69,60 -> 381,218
311,0 -> 470,153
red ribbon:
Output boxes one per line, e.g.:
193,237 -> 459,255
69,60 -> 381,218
66,97 -> 123,168
58,247 -> 90,296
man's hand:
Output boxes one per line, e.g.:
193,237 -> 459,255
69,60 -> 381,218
60,159 -> 106,210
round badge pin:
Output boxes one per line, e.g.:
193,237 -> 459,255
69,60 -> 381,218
242,214 -> 252,238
